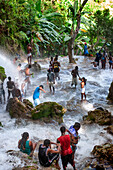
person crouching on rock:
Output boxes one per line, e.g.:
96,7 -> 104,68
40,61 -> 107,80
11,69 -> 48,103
38,139 -> 61,169
18,132 -> 37,157
33,85 -> 46,106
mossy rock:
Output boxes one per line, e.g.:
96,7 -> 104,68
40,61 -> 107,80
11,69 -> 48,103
92,143 -> 113,166
31,102 -> 66,124
107,81 -> 113,103
0,66 -> 7,81
6,98 -> 29,118
83,108 -> 112,125
0,122 -> 3,127
23,99 -> 33,110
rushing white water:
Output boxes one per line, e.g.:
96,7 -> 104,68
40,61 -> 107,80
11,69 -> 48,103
0,52 -> 113,170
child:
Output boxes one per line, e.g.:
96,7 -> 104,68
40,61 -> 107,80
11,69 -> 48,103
18,132 -> 37,156
80,77 -> 86,102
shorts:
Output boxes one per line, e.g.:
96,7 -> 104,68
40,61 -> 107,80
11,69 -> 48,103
34,98 -> 40,106
61,153 -> 74,169
81,87 -> 85,93
42,153 -> 59,167
54,72 -> 60,78
49,82 -> 54,87
72,77 -> 77,85
27,53 -> 32,57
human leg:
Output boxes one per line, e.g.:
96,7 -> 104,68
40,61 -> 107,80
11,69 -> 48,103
34,98 -> 40,106
8,90 -> 10,100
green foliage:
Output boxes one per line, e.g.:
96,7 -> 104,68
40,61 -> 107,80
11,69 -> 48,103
0,66 -> 7,81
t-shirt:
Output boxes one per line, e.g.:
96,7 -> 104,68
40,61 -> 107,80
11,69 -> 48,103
53,61 -> 60,73
69,125 -> 78,137
47,72 -> 54,82
57,135 -> 72,156
33,87 -> 40,100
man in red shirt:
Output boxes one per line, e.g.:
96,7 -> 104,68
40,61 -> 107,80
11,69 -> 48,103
57,126 -> 76,170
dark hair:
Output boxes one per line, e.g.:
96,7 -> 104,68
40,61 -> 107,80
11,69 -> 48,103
47,69 -> 51,73
28,64 -> 31,68
18,64 -> 21,67
73,122 -> 80,129
75,66 -> 78,70
60,126 -> 66,133
8,76 -> 11,80
39,85 -> 44,89
20,132 -> 29,150
44,139 -> 50,147
82,77 -> 86,85
51,57 -> 53,60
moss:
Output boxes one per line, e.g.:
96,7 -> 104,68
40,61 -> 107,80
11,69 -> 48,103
0,122 -> 3,127
32,102 -> 65,120
0,66 -> 7,81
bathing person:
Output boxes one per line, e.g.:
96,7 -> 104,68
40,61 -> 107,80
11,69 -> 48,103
27,44 -> 32,64
49,57 -> 54,71
18,132 -> 37,156
84,42 -> 89,56
80,77 -> 86,101
47,69 -> 55,94
57,126 -> 76,170
24,64 -> 33,89
67,122 -> 81,160
53,57 -> 60,80
101,51 -> 106,69
95,51 -> 102,66
33,85 -> 46,106
108,52 -> 112,69
7,76 -> 15,100
71,66 -> 80,88
0,77 -> 5,104
38,139 -> 60,169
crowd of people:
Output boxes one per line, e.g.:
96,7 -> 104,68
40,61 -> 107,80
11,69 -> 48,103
18,122 -> 81,170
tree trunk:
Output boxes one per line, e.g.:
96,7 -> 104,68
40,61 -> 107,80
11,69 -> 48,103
68,0 -> 88,63
68,39 -> 74,63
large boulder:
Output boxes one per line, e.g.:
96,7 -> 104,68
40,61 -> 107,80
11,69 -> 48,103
6,98 -> 31,118
104,125 -> 113,135
83,108 -> 112,125
31,102 -> 66,124
107,81 -> 113,103
92,143 -> 113,166
6,99 -> 66,123
31,61 -> 41,72
0,66 -> 7,81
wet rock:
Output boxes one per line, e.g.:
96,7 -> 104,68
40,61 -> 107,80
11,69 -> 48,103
0,121 -> 3,127
0,66 -> 7,81
6,99 -> 66,124
104,125 -> 113,135
31,61 -> 41,72
83,108 -> 112,125
92,143 -> 113,167
23,99 -> 33,111
107,81 -> 113,103
31,102 -> 66,124
6,98 -> 30,118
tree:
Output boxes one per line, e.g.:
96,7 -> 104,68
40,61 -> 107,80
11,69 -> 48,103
68,0 -> 88,63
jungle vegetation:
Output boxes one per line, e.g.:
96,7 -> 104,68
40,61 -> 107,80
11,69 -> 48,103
0,0 -> 113,62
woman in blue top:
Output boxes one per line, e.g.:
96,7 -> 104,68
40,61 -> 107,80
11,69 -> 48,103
18,132 -> 37,156
84,42 -> 89,56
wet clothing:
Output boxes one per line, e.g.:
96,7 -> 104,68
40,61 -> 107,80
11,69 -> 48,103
38,144 -> 59,167
109,56 -> 112,64
20,140 -> 31,155
33,87 -> 40,100
95,53 -> 102,66
71,69 -> 79,86
57,135 -> 72,156
84,44 -> 89,55
47,72 -> 54,82
61,153 -> 74,169
69,125 -> 78,138
57,135 -> 74,169
34,98 -> 40,106
53,61 -> 60,73
101,55 -> 106,69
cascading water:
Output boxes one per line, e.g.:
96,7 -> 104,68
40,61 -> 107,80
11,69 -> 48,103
0,52 -> 113,170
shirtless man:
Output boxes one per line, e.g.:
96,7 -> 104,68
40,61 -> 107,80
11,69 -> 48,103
7,77 -> 15,100
27,44 -> 32,64
21,65 -> 33,96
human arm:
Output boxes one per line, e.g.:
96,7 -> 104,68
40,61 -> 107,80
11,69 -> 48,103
41,88 -> 46,93
47,143 -> 61,154
18,139 -> 21,149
